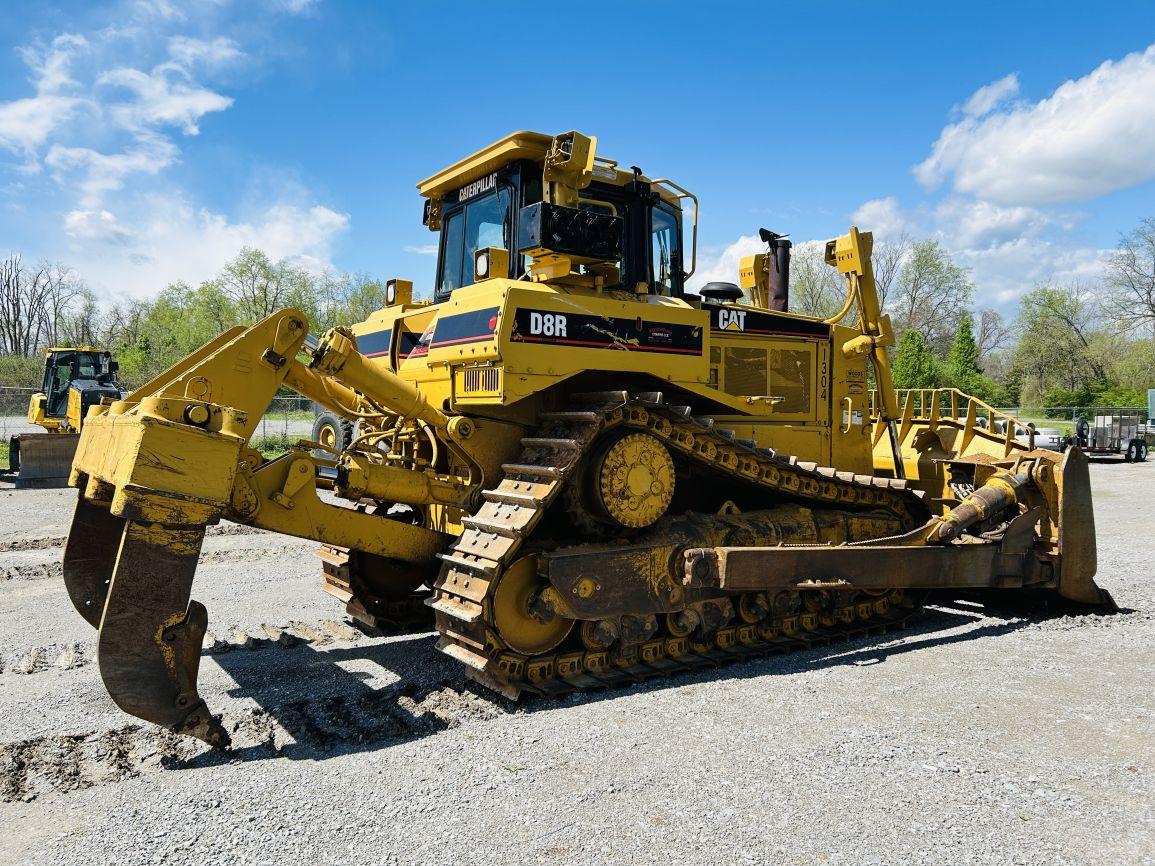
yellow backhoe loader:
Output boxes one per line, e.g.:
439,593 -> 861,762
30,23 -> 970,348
60,131 -> 1114,747
10,347 -> 121,488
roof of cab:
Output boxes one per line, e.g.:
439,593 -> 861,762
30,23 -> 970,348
416,131 -> 554,200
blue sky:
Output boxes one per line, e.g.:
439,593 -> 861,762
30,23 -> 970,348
2,1 -> 1154,313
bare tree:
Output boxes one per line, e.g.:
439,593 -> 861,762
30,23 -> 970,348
0,255 -> 51,356
871,232 -> 911,311
41,263 -> 86,348
1104,216 -> 1155,340
975,308 -> 1012,359
788,240 -> 844,318
210,247 -> 312,322
885,239 -> 974,351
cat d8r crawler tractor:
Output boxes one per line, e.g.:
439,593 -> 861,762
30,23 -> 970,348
61,131 -> 1114,747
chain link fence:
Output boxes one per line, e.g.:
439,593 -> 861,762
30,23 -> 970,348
0,386 -> 321,466
2,382 -> 1149,466
0,386 -> 37,441
999,406 -> 1150,435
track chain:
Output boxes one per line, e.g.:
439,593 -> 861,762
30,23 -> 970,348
430,390 -> 928,697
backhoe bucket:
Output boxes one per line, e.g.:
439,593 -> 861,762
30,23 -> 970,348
62,491 -> 229,747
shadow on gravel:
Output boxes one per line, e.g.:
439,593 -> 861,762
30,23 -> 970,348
204,595 -> 1109,767
205,633 -> 509,766
4,596 -> 1120,800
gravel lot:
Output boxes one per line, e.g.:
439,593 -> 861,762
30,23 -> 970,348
0,459 -> 1152,865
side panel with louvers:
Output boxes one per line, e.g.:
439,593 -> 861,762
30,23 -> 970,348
455,365 -> 503,399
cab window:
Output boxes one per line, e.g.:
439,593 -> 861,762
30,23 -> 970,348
651,207 -> 679,295
76,353 -> 101,379
438,188 -> 511,296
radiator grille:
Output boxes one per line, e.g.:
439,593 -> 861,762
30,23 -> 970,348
769,348 -> 812,413
460,366 -> 501,394
723,347 -> 768,396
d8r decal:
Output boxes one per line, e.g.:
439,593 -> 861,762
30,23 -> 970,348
529,312 -> 568,337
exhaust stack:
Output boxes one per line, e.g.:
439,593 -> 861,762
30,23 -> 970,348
760,228 -> 792,312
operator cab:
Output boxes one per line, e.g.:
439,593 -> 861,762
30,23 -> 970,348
41,349 -> 118,418
418,132 -> 692,302
32,348 -> 122,434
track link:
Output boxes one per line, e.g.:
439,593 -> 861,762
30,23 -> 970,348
431,391 -> 929,697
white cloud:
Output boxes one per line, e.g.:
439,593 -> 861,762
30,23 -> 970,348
2,1 -> 351,305
0,35 -> 89,158
933,198 -> 1057,250
916,44 -> 1155,205
167,36 -> 244,69
276,0 -> 321,13
133,0 -> 188,22
961,73 -> 1019,117
687,234 -> 764,293
45,133 -> 178,207
955,238 -> 1107,306
64,208 -> 134,243
850,197 -> 912,241
98,65 -> 233,134
403,244 -> 438,255
71,195 -> 350,296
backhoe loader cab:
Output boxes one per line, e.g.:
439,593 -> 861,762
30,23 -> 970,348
31,348 -> 119,429
60,130 -> 1114,748
10,347 -> 121,488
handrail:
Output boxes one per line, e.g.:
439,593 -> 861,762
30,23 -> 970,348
868,387 -> 1037,453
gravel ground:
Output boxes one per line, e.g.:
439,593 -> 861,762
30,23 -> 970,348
0,460 -> 1152,865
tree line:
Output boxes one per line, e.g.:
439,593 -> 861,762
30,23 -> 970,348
0,248 -> 389,388
0,217 -> 1152,411
790,219 -> 1155,410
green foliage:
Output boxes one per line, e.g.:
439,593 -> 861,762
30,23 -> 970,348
0,354 -> 44,388
939,314 -> 1004,403
1012,284 -> 1108,404
1041,379 -> 1146,418
891,330 -> 940,389
946,314 -> 981,385
890,239 -> 974,351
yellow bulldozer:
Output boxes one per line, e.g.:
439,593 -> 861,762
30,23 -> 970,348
60,131 -> 1114,747
10,346 -> 121,488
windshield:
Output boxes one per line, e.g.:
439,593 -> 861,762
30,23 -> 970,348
439,187 -> 511,296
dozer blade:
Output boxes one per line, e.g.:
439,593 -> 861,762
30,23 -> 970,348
11,433 -> 80,489
1055,446 -> 1116,610
69,515 -> 229,748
